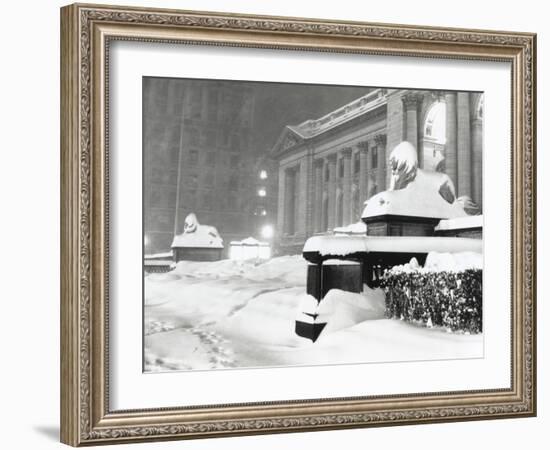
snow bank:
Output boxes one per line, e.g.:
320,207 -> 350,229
424,251 -> 483,271
145,251 -> 173,259
298,294 -> 319,315
388,251 -> 483,274
164,255 -> 307,285
316,287 -> 386,337
144,254 -> 483,372
219,287 -> 307,347
304,235 -> 482,256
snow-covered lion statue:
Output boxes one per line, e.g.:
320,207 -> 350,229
388,141 -> 456,204
171,213 -> 223,249
362,141 -> 478,219
183,212 -> 199,233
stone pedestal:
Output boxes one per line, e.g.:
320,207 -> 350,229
306,262 -> 363,300
363,214 -> 441,237
173,247 -> 223,262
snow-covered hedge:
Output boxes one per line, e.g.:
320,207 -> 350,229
380,269 -> 482,333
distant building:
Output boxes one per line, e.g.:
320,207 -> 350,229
270,89 -> 483,254
143,78 -> 369,255
144,78 -> 266,254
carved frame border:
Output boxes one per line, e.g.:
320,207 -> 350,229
60,3 -> 536,446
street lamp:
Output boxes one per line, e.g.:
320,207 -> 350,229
261,224 -> 274,240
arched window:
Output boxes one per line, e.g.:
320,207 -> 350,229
423,101 -> 446,171
476,96 -> 484,120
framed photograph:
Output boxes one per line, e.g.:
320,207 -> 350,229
60,3 -> 536,446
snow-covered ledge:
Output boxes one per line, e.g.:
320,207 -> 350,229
303,235 -> 482,259
435,214 -> 483,231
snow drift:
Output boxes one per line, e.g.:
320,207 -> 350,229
144,255 -> 483,372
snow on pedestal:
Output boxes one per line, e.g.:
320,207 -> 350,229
171,213 -> 224,262
435,215 -> 483,238
435,214 -> 483,231
333,221 -> 367,235
303,235 -> 482,258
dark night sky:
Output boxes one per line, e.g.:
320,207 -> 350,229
223,79 -> 372,154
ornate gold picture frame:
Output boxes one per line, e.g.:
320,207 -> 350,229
60,2 -> 536,446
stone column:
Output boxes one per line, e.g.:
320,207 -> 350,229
471,117 -> 483,208
402,93 -> 422,165
457,92 -> 472,199
276,165 -> 286,238
358,141 -> 369,206
293,165 -> 300,236
375,134 -> 387,193
283,167 -> 295,235
445,92 -> 458,192
326,154 -> 337,231
314,159 -> 324,232
341,148 -> 352,225
297,148 -> 314,236
366,142 -> 374,196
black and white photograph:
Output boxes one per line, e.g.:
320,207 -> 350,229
143,77 -> 484,372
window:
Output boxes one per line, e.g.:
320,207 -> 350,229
188,128 -> 199,145
338,159 -> 344,178
206,151 -> 216,165
188,149 -> 199,166
205,131 -> 217,146
190,89 -> 202,120
372,146 -> 378,169
230,154 -> 240,168
229,175 -> 239,191
230,134 -> 241,149
207,90 -> 218,121
149,188 -> 161,204
169,145 -> 179,165
188,174 -> 198,188
202,191 -> 213,209
151,168 -> 163,183
354,152 -> 360,175
167,190 -> 176,206
228,194 -> 238,209
203,172 -> 214,188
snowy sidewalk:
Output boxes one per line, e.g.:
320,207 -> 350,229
144,256 -> 483,372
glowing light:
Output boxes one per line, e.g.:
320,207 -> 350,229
259,170 -> 268,180
261,209 -> 267,216
258,188 -> 266,197
261,224 -> 274,239
144,235 -> 150,246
